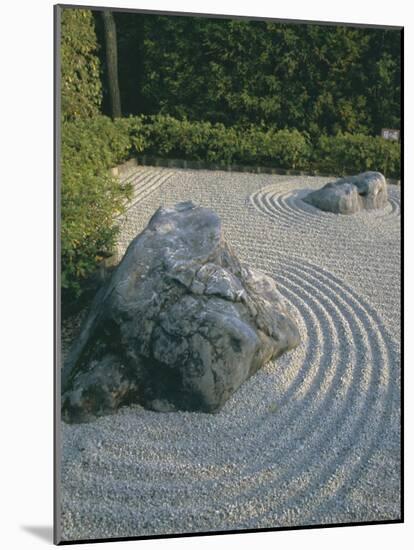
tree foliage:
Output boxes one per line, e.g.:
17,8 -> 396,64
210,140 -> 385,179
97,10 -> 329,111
61,8 -> 103,121
113,14 -> 401,137
60,8 -> 401,135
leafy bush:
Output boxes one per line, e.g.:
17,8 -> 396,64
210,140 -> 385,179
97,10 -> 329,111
314,133 -> 400,178
134,115 -> 311,169
61,116 -> 142,298
61,8 -> 103,121
240,127 -> 311,169
134,116 -> 399,176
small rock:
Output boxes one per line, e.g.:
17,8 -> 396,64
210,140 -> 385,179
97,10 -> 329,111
303,171 -> 388,214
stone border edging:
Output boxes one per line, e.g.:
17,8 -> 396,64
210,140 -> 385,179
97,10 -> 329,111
110,155 -> 400,186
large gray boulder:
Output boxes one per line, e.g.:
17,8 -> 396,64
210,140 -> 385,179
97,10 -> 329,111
303,171 -> 388,214
62,201 -> 300,423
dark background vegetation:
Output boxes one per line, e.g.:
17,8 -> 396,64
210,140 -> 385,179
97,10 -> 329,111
64,9 -> 401,134
60,7 -> 402,303
113,14 -> 400,136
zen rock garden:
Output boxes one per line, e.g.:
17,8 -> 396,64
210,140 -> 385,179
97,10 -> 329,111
61,171 -> 390,424
304,171 -> 388,214
62,201 -> 300,423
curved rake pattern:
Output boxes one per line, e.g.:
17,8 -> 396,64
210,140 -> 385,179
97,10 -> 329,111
61,172 -> 400,540
250,184 -> 400,230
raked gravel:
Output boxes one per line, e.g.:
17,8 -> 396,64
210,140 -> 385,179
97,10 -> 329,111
60,168 -> 401,541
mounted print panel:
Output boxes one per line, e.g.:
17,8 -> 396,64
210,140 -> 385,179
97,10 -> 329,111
54,3 -> 402,544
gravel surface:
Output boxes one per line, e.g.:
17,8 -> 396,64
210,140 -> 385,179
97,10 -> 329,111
60,168 -> 401,541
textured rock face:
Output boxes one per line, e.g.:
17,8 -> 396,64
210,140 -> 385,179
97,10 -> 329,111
303,171 -> 388,214
62,201 -> 300,423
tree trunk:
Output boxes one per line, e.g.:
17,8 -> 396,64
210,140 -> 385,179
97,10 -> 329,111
102,10 -> 122,118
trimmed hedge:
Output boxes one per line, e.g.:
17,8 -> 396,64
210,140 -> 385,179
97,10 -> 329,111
131,115 -> 399,177
314,133 -> 400,178
137,115 -> 311,170
61,114 -> 400,300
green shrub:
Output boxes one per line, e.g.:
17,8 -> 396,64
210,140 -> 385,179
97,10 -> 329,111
122,116 -> 148,156
240,127 -> 311,169
137,116 -> 399,177
133,115 -> 311,169
61,8 -> 103,122
315,133 -> 400,178
61,116 -> 140,298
